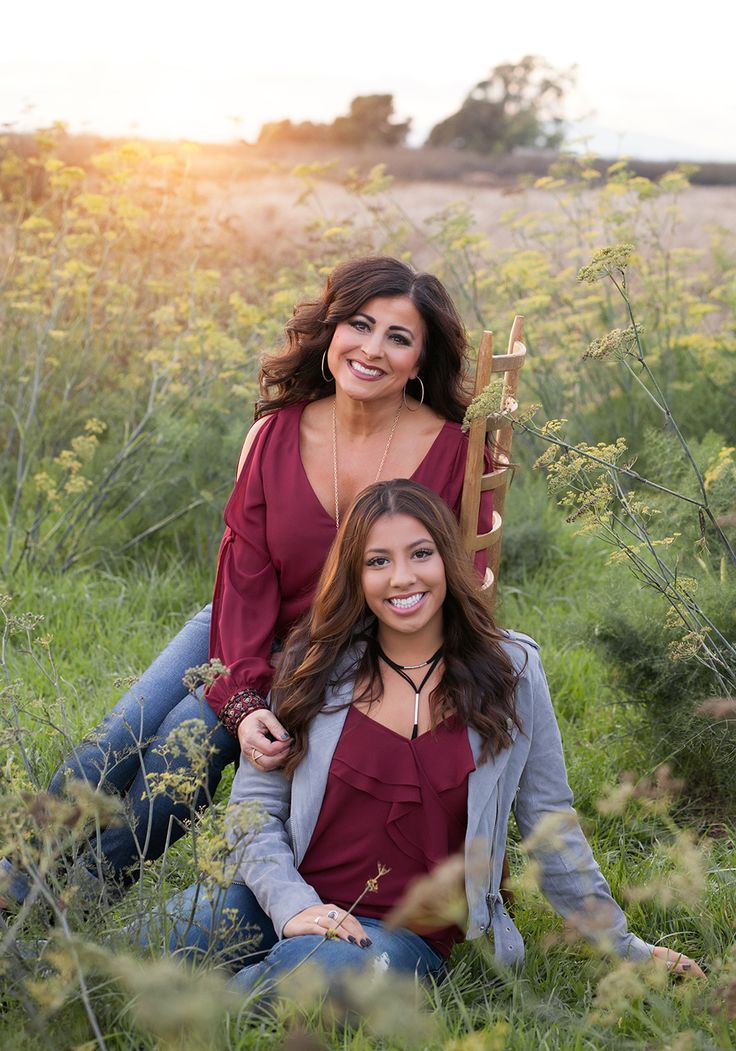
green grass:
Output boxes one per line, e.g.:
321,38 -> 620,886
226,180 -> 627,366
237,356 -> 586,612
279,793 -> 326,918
1,520 -> 735,1050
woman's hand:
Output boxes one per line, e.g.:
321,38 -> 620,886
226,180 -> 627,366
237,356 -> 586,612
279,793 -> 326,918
651,945 -> 706,978
237,709 -> 292,771
283,905 -> 372,947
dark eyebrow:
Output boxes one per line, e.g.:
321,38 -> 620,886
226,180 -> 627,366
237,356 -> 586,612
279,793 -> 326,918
365,537 -> 434,554
353,312 -> 416,339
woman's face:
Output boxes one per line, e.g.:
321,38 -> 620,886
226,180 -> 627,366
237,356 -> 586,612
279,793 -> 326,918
361,513 -> 446,644
327,295 -> 425,405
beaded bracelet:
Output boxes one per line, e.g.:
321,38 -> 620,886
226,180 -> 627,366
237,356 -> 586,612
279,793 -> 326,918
219,688 -> 269,738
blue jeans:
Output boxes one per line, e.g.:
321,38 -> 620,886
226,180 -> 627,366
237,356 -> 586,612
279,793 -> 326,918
2,604 -> 239,900
141,882 -> 445,999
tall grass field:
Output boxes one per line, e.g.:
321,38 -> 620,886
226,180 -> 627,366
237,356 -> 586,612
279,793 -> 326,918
1,129 -> 735,1049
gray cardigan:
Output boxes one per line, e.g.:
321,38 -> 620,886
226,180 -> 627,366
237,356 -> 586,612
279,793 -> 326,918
226,632 -> 653,966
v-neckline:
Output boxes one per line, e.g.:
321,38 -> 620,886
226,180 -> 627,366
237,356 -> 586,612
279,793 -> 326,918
350,703 -> 456,743
295,401 -> 451,526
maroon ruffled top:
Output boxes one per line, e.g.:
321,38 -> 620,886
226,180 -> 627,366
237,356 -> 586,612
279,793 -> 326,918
298,707 -> 476,956
207,402 -> 493,716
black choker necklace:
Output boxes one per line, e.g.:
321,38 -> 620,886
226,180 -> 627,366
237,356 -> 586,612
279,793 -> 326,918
377,644 -> 444,740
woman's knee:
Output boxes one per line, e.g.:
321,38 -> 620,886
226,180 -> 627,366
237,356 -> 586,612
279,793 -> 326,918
48,740 -> 115,795
141,882 -> 273,965
143,693 -> 238,778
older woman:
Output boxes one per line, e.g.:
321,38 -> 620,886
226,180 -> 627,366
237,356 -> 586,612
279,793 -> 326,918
1,256 -> 492,903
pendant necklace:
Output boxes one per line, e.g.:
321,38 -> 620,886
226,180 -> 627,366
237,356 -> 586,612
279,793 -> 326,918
377,644 -> 444,740
332,401 -> 402,529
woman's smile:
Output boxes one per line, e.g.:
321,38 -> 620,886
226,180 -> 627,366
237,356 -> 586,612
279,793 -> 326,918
347,359 -> 386,381
386,591 -> 427,613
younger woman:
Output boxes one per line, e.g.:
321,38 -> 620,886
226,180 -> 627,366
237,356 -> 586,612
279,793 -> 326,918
155,480 -> 703,991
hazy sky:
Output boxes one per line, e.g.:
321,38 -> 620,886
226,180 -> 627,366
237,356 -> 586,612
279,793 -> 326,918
3,0 -> 735,161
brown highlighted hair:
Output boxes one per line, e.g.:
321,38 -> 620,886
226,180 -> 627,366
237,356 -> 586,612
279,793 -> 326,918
272,479 -> 522,775
256,256 -> 470,424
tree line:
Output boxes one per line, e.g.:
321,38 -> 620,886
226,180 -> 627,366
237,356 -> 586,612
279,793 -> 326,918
257,56 -> 573,155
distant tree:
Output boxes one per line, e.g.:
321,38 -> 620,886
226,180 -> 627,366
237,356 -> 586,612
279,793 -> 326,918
257,95 -> 410,148
427,55 -> 574,154
258,119 -> 332,146
331,95 -> 411,146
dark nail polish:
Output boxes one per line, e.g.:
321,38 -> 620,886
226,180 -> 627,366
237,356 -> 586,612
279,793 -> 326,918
359,938 -> 368,948
348,936 -> 357,945
365,938 -> 372,947
280,731 -> 291,740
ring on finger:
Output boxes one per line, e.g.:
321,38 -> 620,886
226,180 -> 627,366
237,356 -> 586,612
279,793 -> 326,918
665,959 -> 674,969
251,747 -> 263,766
327,909 -> 339,921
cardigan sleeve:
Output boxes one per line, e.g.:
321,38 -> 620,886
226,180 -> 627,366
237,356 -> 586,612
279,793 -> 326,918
206,415 -> 281,719
513,647 -> 653,961
226,756 -> 322,937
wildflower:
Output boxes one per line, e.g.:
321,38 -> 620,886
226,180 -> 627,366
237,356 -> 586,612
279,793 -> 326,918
522,810 -> 578,856
445,1025 -> 510,1051
596,776 -> 637,816
364,862 -> 391,895
462,381 -> 503,431
562,897 -> 622,954
624,828 -> 708,907
590,958 -> 666,1025
182,658 -> 229,692
540,418 -> 568,436
384,853 -> 467,933
73,937 -> 239,1045
583,325 -> 641,361
578,243 -> 636,283
84,417 -> 107,436
346,163 -> 394,196
534,446 -> 559,469
669,630 -> 709,661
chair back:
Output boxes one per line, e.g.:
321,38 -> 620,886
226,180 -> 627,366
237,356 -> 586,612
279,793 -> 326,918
459,316 -> 527,610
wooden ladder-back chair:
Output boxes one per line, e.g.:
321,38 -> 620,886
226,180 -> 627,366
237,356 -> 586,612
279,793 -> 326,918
460,315 -> 527,609
459,316 -> 527,905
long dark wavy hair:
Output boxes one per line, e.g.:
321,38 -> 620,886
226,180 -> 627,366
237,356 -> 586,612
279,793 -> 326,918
271,480 -> 523,775
256,256 -> 470,424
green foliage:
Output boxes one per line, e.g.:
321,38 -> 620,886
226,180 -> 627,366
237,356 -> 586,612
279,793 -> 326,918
583,578 -> 736,810
0,128 -> 271,572
427,55 -> 572,154
519,238 -> 736,807
2,558 -> 736,1048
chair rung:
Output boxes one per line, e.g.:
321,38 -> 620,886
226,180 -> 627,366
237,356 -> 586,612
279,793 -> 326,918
490,344 -> 526,372
469,511 -> 503,552
480,468 -> 511,492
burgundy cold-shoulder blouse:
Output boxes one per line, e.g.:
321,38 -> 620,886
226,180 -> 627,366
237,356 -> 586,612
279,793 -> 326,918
298,707 -> 476,956
207,402 -> 492,717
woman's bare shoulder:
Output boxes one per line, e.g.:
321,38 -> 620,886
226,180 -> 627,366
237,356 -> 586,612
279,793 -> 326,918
235,415 -> 274,480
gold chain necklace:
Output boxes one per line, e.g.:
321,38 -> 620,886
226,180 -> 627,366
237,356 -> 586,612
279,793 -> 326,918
332,401 -> 402,529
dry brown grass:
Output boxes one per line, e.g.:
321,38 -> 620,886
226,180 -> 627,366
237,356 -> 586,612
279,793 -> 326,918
203,172 -> 736,263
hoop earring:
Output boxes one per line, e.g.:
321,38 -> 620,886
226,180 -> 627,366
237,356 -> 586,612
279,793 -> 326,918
403,375 -> 425,411
321,351 -> 332,383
